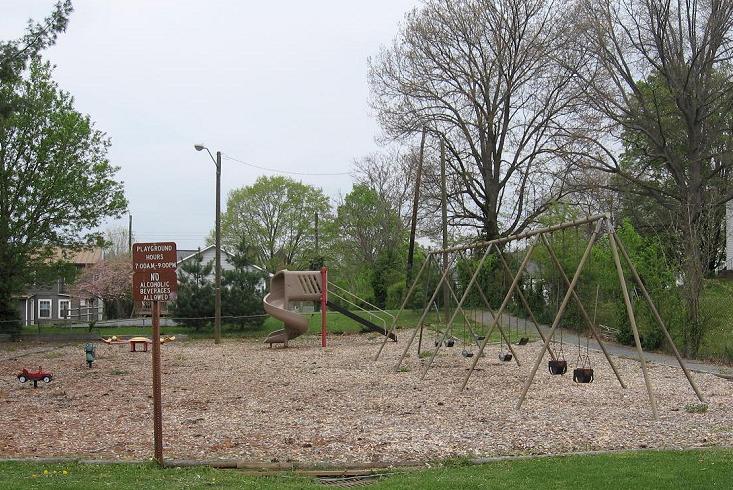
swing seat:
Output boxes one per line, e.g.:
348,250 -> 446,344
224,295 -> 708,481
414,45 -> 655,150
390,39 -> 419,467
498,352 -> 513,362
548,359 -> 567,375
517,337 -> 529,345
475,335 -> 485,341
461,349 -> 474,358
445,339 -> 455,347
573,367 -> 594,383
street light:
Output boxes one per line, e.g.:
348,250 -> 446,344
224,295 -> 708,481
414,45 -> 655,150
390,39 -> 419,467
194,143 -> 222,345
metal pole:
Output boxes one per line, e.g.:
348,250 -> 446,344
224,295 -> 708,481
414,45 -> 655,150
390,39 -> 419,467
422,244 -> 496,379
374,255 -> 431,361
128,214 -> 133,253
315,212 -> 319,259
456,243 -> 535,389
611,231 -> 706,403
473,283 -> 521,366
516,223 -> 601,409
321,266 -> 328,348
417,254 -> 435,356
406,128 -> 426,288
540,234 -> 626,389
495,250 -> 556,360
445,280 -> 483,350
608,228 -> 659,420
214,151 -> 222,345
434,214 -> 606,255
441,140 -> 449,325
151,300 -> 163,464
393,254 -> 457,372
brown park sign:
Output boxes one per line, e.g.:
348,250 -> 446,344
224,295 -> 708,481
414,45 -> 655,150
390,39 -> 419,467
133,269 -> 178,302
132,242 -> 177,272
132,242 -> 178,302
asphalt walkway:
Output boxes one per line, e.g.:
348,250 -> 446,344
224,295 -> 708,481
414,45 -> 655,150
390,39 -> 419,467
470,310 -> 733,380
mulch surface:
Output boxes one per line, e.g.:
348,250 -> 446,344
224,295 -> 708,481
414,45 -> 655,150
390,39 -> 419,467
1,332 -> 731,465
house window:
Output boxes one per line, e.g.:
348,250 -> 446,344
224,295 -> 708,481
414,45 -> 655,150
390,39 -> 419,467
58,299 -> 71,319
38,300 -> 52,319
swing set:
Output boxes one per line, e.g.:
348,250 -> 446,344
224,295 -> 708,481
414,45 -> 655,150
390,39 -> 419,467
374,214 -> 707,420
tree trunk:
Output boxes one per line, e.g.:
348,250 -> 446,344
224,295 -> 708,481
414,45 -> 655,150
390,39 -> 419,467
0,254 -> 22,338
680,196 -> 705,358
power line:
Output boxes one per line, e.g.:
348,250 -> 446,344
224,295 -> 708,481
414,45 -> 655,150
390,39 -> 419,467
222,153 -> 351,177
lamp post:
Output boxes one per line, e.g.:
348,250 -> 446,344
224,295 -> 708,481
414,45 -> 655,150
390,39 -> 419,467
194,144 -> 222,344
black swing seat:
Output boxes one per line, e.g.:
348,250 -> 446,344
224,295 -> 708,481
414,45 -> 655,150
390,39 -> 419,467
498,352 -> 513,362
517,337 -> 529,345
461,349 -> 474,358
548,359 -> 567,375
445,338 -> 455,347
573,367 -> 594,383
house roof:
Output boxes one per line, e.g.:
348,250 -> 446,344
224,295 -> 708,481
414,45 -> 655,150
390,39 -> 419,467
50,247 -> 103,266
176,245 -> 266,272
176,249 -> 198,262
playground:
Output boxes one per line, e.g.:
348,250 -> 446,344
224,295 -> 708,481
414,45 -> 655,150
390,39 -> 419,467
0,332 -> 731,465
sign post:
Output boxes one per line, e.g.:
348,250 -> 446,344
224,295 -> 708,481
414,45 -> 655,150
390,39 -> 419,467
132,242 -> 177,466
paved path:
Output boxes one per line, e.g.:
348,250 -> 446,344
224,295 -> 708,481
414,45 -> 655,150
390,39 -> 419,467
469,310 -> 733,379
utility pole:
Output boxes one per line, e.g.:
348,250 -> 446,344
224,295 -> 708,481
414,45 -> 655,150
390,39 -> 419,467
193,143 -> 222,345
406,127 -> 426,288
440,140 -> 449,324
315,212 -> 319,258
214,151 -> 222,345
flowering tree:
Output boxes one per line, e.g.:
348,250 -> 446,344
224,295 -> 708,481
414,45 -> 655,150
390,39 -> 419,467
73,254 -> 133,319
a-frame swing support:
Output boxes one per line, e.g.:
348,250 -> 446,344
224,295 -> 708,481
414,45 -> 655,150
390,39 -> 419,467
379,213 -> 706,419
539,233 -> 626,389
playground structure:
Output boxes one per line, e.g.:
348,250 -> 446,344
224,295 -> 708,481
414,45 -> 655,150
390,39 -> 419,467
263,268 -> 397,346
375,214 -> 707,420
102,335 -> 176,352
17,366 -> 53,388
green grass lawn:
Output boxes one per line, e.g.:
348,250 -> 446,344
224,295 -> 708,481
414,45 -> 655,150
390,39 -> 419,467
699,279 -> 733,361
19,307 -> 510,344
1,449 -> 731,489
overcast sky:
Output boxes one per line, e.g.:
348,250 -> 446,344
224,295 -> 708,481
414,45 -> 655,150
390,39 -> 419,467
0,0 -> 417,249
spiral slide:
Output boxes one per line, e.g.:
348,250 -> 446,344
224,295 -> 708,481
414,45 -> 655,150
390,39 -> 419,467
262,291 -> 309,346
262,270 -> 321,346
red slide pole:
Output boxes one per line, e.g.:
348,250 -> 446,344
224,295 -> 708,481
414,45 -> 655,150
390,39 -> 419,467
321,266 -> 328,348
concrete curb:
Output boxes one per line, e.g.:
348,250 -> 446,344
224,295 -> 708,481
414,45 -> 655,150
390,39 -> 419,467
0,446 -> 730,476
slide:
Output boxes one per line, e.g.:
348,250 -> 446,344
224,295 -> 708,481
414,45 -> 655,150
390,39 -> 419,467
263,292 -> 309,346
326,300 -> 396,341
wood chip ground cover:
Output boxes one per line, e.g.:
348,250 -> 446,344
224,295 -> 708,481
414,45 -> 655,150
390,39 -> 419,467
1,333 -> 731,465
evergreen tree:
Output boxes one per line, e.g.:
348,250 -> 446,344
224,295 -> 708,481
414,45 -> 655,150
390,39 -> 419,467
171,254 -> 214,330
222,241 -> 267,330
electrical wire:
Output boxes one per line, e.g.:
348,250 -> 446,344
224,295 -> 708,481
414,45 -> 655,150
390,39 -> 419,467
222,153 -> 351,176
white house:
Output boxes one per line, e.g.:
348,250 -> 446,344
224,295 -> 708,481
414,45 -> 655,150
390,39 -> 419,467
176,245 -> 268,291
135,245 -> 269,316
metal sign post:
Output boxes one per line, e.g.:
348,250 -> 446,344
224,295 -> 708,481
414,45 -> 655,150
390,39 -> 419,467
132,242 -> 177,466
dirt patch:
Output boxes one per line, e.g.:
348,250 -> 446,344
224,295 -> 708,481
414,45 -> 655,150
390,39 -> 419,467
1,333 -> 731,465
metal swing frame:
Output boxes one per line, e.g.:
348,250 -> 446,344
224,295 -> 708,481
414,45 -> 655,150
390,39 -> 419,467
374,214 -> 707,420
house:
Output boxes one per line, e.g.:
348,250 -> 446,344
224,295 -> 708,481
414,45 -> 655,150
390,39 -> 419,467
176,245 -> 269,290
134,245 -> 268,316
16,248 -> 105,326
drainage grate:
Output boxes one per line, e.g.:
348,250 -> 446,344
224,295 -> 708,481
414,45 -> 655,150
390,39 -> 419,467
316,474 -> 389,487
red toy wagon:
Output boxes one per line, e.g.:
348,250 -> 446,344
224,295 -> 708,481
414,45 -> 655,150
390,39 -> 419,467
17,366 -> 53,387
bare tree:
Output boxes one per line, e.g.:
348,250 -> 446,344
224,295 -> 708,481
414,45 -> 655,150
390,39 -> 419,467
352,148 -> 416,228
103,225 -> 133,258
571,0 -> 733,355
369,0 -> 584,240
